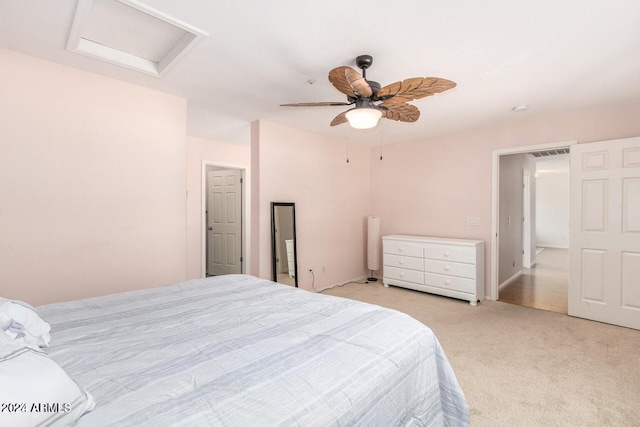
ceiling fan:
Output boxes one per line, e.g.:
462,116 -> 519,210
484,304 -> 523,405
280,54 -> 456,129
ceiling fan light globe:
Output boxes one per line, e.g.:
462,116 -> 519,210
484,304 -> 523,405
345,107 -> 382,129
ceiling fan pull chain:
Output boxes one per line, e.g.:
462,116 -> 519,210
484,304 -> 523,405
379,124 -> 383,160
346,127 -> 350,163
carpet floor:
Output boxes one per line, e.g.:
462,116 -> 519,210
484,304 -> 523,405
323,281 -> 640,426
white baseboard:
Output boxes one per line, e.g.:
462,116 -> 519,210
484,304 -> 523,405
537,244 -> 569,249
499,271 -> 522,291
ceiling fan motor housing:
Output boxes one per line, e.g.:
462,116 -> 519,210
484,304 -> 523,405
367,80 -> 381,99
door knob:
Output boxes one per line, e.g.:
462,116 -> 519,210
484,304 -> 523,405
208,226 -> 213,230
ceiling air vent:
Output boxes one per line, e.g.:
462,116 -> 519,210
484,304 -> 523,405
67,0 -> 208,77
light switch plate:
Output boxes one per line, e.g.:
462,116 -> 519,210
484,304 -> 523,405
466,216 -> 480,226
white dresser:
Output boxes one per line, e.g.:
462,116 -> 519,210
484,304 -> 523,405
382,235 -> 484,306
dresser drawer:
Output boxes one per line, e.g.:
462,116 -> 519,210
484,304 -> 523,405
424,272 -> 476,294
383,240 -> 423,258
424,259 -> 476,279
384,266 -> 424,284
424,243 -> 476,264
384,254 -> 423,271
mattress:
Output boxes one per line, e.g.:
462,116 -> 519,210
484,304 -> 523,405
37,275 -> 469,426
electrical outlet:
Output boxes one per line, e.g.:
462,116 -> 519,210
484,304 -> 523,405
466,216 -> 480,226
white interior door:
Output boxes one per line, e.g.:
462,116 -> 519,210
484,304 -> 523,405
569,136 -> 640,329
522,169 -> 532,268
207,169 -> 242,276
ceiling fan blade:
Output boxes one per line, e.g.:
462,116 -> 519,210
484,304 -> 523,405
380,102 -> 420,122
328,66 -> 373,98
377,77 -> 456,103
330,111 -> 348,126
280,101 -> 352,107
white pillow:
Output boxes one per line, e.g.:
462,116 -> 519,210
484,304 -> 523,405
0,300 -> 51,348
0,335 -> 95,426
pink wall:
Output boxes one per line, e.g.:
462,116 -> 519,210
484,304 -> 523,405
186,136 -> 251,279
252,120 -> 371,291
3,46 -> 640,305
370,99 -> 640,298
0,48 -> 188,305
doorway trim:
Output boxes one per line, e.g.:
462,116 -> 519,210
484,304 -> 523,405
490,140 -> 576,301
201,160 -> 249,278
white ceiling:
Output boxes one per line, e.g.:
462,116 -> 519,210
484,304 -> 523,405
1,0 -> 639,146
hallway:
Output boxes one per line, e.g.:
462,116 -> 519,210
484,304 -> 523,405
499,248 -> 568,314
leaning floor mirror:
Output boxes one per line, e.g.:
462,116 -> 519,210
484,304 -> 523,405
271,202 -> 298,287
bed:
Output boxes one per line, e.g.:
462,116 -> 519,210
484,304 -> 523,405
3,274 -> 469,426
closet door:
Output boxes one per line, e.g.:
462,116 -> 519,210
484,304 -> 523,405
207,169 -> 243,276
569,136 -> 640,329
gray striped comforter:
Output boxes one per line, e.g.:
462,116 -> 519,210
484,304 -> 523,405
38,275 -> 469,426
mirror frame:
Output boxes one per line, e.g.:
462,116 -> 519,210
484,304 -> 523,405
270,202 -> 298,287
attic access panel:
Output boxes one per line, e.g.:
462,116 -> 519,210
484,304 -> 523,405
67,0 -> 207,77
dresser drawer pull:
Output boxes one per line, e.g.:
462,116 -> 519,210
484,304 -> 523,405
444,251 -> 451,257
399,272 -> 405,277
398,247 -> 404,252
399,259 -> 405,265
444,265 -> 451,271
445,279 -> 451,286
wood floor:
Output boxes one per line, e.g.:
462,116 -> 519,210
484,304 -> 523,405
498,248 -> 568,314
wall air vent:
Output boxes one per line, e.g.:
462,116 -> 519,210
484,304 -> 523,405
530,148 -> 570,158
67,0 -> 208,77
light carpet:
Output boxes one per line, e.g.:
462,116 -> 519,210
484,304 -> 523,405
322,281 -> 640,426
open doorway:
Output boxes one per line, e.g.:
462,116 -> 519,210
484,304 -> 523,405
202,164 -> 245,277
491,142 -> 574,314
513,153 -> 570,312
